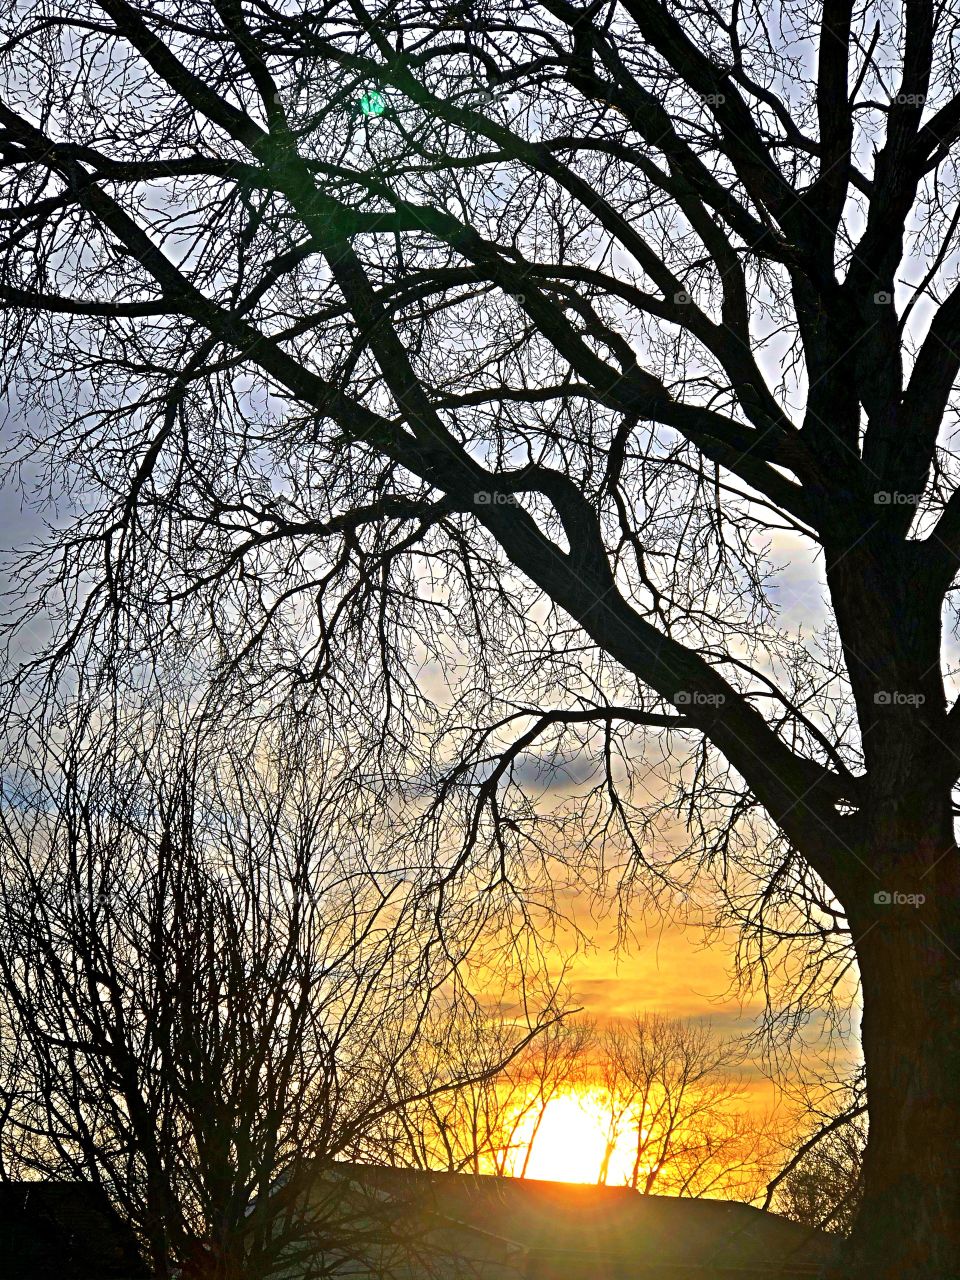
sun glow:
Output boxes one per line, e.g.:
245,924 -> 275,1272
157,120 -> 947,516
506,1091 -> 642,1185
516,1094 -> 607,1183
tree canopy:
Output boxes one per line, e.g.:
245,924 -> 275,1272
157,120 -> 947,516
3,2 -> 960,1275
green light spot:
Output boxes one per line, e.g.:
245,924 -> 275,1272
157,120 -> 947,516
359,90 -> 386,117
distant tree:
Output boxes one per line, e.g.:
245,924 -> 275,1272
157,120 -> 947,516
370,997 -> 585,1177
0,707 -> 555,1280
596,1014 -> 772,1199
767,1074 -> 868,1237
508,1016 -> 593,1179
595,1023 -> 643,1189
4,2 -> 960,1273
368,995 -> 531,1176
776,1120 -> 867,1237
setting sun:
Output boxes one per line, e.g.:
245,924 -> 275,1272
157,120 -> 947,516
514,1094 -> 609,1183
499,1085 -> 672,1188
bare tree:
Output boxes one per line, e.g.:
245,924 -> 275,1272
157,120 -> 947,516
595,1014 -> 769,1199
370,998 -> 588,1178
0,707 -> 557,1280
775,1120 -> 867,1238
767,1071 -> 868,1237
2,1 -> 960,1273
368,995 -> 533,1176
595,1026 -> 642,1189
508,1016 -> 593,1179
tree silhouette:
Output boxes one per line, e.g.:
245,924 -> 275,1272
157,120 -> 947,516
768,1074 -> 868,1238
597,1014 -> 769,1199
0,706 -> 558,1279
1,1 -> 959,1274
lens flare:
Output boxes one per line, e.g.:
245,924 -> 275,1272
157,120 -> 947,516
359,90 -> 386,117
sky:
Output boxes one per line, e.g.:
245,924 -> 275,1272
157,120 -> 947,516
534,888 -> 830,1115
0,422 -> 856,1114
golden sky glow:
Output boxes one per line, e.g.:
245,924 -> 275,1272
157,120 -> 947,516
542,897 -> 778,1105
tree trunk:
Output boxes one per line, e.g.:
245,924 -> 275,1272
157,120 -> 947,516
823,551 -> 960,1277
520,1102 -> 548,1179
843,876 -> 960,1280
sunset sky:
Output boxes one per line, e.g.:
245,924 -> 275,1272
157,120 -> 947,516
0,432 -> 860,1196
0,453 -> 855,1109
539,894 -> 809,1107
